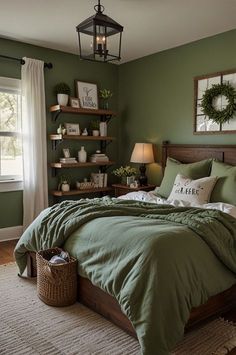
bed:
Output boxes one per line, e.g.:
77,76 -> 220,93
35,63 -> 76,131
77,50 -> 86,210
15,142 -> 236,355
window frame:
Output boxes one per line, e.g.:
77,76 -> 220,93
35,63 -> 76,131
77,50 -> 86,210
0,77 -> 23,192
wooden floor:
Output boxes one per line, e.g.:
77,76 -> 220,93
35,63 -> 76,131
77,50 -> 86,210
0,239 -> 18,264
1,240 -> 236,354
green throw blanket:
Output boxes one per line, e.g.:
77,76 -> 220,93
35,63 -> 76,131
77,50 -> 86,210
15,197 -> 236,355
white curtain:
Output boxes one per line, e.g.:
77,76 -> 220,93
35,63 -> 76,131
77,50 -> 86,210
21,57 -> 48,230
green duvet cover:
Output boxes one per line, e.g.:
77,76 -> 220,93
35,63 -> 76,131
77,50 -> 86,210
15,198 -> 236,355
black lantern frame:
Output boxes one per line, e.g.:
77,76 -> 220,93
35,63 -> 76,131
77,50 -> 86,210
76,0 -> 123,63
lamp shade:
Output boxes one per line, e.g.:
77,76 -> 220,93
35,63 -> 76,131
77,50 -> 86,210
130,143 -> 154,164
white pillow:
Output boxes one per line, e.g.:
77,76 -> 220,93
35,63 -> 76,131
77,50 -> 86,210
168,174 -> 217,205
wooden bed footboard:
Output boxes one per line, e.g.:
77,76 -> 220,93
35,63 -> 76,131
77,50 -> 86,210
27,252 -> 236,337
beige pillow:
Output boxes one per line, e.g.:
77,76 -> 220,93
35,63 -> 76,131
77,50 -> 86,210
168,174 -> 217,205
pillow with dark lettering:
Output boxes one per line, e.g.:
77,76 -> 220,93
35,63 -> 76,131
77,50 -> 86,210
168,174 -> 217,205
158,158 -> 212,199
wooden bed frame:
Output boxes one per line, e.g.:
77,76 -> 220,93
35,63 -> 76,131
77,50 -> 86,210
27,142 -> 236,338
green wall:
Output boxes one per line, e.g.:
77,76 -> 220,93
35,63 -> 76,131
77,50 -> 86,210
0,37 -> 118,228
118,29 -> 236,185
1,29 -> 236,228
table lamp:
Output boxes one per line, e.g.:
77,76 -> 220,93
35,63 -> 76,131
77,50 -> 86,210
130,143 -> 154,186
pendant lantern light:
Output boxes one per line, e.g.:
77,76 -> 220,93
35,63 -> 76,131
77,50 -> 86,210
76,0 -> 123,62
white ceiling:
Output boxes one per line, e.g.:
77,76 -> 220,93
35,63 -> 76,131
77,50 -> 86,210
0,0 -> 236,63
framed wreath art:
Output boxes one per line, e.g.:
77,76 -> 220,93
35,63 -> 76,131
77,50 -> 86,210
194,69 -> 236,134
201,83 -> 236,124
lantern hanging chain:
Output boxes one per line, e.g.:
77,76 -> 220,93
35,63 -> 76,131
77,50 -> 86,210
94,0 -> 104,13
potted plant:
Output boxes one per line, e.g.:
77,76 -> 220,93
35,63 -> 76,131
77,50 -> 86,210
112,165 -> 137,185
58,174 -> 71,192
90,120 -> 100,136
100,89 -> 113,110
54,83 -> 71,106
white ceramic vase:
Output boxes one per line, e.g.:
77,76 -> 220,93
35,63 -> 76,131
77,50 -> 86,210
78,146 -> 87,162
57,93 -> 69,106
99,122 -> 107,137
61,183 -> 70,192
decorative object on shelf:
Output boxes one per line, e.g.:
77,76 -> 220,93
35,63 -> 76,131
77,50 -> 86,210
54,82 -> 71,106
82,128 -> 88,136
59,157 -> 77,164
194,69 -> 236,134
201,83 -> 236,124
91,120 -> 100,136
130,143 -> 154,186
70,97 -> 80,108
76,81 -> 98,109
100,89 -> 113,110
58,174 -> 71,192
63,148 -> 70,158
99,121 -> 107,136
76,180 -> 96,190
76,0 -> 123,63
65,123 -> 80,135
90,150 -> 109,162
78,146 -> 87,163
91,171 -> 108,187
57,124 -> 67,135
112,165 -> 137,186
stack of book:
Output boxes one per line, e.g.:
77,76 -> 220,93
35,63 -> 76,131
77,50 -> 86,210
60,157 -> 77,164
91,172 -> 108,188
90,153 -> 109,163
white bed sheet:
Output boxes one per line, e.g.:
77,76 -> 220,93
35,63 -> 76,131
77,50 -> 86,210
118,190 -> 236,219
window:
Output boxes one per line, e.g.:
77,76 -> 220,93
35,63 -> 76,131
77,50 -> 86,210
0,77 -> 23,191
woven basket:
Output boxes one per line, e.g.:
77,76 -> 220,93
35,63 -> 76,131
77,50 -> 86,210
36,247 -> 77,307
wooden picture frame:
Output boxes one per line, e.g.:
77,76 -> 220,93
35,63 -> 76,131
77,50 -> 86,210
194,68 -> 236,134
75,80 -> 98,110
65,123 -> 80,135
62,148 -> 70,158
70,97 -> 80,108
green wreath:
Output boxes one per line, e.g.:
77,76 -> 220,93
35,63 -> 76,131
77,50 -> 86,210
201,83 -> 236,124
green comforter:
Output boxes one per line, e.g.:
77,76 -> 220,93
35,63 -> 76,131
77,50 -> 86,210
15,198 -> 236,355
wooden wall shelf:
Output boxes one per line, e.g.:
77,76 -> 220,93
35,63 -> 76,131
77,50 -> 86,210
49,134 -> 115,149
50,105 -> 116,121
51,186 -> 113,197
50,134 -> 115,141
50,161 -> 115,169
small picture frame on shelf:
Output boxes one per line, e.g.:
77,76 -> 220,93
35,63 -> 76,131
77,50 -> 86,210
65,123 -> 80,135
63,148 -> 70,158
70,97 -> 80,108
75,80 -> 98,110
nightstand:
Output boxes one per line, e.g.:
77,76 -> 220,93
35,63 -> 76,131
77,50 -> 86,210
112,184 -> 156,197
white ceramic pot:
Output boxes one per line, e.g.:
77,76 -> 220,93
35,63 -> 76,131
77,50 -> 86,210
61,183 -> 70,192
57,93 -> 69,106
92,130 -> 100,136
99,122 -> 107,137
78,146 -> 87,163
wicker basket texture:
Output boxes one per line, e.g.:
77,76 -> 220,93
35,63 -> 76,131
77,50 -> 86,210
36,247 -> 77,307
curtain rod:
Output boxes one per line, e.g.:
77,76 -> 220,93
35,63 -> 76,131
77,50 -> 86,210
0,54 -> 53,69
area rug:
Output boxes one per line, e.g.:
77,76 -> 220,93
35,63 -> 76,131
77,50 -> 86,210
0,263 -> 236,355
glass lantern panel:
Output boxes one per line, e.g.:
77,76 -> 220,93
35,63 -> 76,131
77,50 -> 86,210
106,32 -> 122,61
78,32 -> 95,60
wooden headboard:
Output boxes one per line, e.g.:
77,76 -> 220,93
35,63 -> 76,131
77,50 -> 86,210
162,141 -> 236,171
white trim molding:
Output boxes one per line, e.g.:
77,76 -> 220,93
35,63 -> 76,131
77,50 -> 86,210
0,180 -> 23,192
0,225 -> 23,242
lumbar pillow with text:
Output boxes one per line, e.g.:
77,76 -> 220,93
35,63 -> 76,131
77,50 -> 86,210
168,174 -> 217,205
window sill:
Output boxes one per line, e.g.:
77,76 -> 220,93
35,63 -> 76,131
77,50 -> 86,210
0,180 -> 23,192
